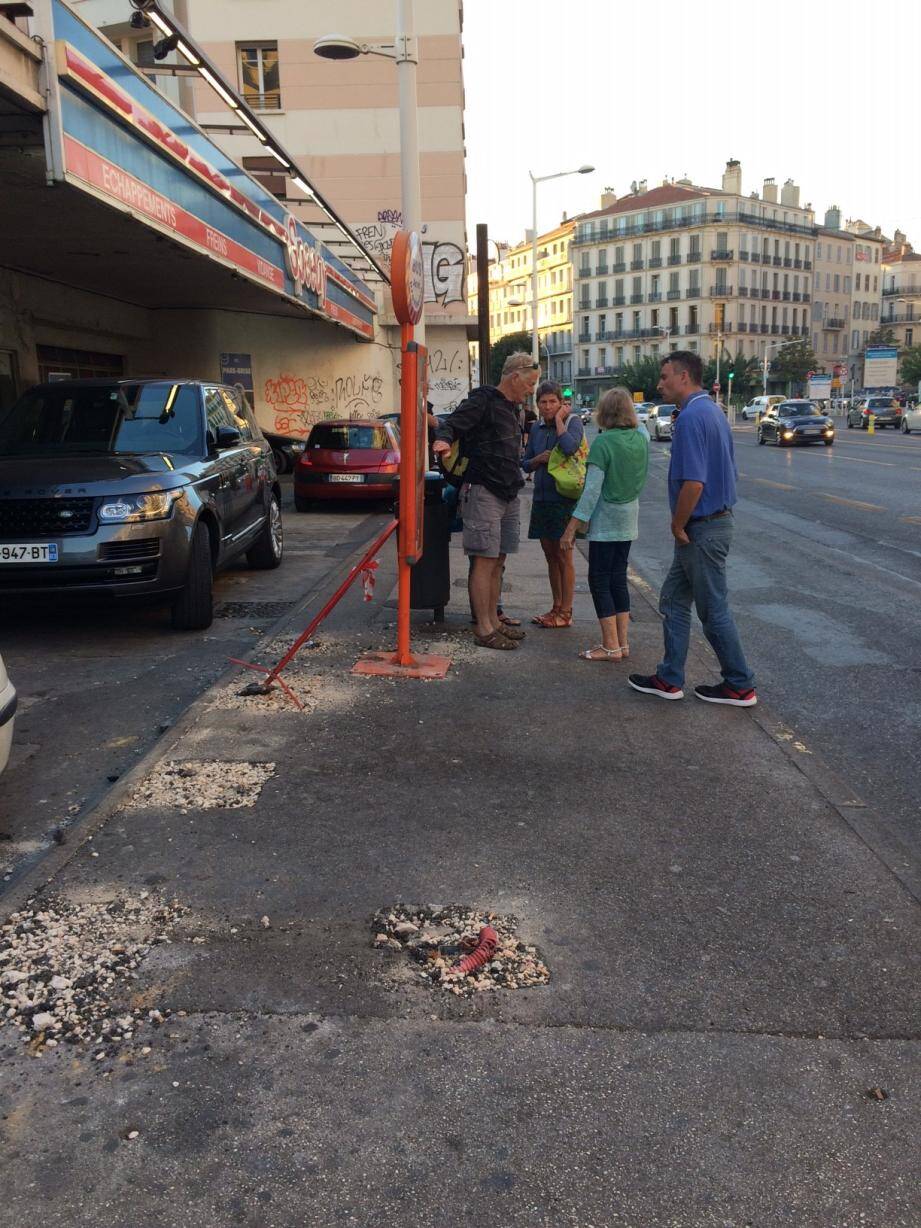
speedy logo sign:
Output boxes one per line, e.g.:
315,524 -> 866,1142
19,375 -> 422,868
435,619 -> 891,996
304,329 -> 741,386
284,214 -> 327,301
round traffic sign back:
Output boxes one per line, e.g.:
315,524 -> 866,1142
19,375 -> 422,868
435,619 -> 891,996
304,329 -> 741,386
391,230 -> 425,325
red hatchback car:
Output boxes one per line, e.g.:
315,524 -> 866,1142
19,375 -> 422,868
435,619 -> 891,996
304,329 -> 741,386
294,419 -> 400,510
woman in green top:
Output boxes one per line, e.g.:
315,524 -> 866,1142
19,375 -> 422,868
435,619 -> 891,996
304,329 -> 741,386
560,387 -> 649,661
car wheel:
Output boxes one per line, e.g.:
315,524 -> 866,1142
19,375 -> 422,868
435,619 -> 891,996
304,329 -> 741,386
247,494 -> 284,570
171,522 -> 213,631
776,432 -> 784,446
294,493 -> 313,512
757,430 -> 765,445
271,446 -> 289,474
846,418 -> 853,428
901,419 -> 911,434
824,439 -> 833,446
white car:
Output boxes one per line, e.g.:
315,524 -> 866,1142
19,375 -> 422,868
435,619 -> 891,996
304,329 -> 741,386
0,652 -> 15,776
634,401 -> 656,424
740,395 -> 784,421
647,404 -> 677,440
900,403 -> 921,434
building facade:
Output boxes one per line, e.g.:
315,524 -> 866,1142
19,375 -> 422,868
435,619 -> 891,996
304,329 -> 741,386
571,162 -> 815,404
74,0 -> 472,418
881,234 -> 921,353
811,211 -> 853,386
467,220 -> 574,384
846,220 -> 885,389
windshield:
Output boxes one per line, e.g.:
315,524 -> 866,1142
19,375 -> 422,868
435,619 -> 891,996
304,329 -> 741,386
868,398 -> 895,409
781,403 -> 822,416
0,383 -> 204,457
308,424 -> 391,450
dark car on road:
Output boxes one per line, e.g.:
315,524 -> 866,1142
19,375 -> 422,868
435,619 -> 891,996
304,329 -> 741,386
846,396 -> 903,430
757,400 -> 835,447
0,379 -> 283,629
294,418 -> 400,509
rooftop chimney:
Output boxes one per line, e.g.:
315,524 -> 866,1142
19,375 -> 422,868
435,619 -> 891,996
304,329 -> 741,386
781,178 -> 800,207
762,177 -> 778,204
600,190 -> 617,210
637,179 -> 648,194
721,159 -> 742,195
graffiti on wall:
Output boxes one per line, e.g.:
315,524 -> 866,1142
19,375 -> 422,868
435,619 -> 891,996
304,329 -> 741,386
352,215 -> 466,305
263,370 -> 385,435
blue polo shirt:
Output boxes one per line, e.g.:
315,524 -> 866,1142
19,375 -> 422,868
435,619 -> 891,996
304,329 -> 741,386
668,391 -> 738,516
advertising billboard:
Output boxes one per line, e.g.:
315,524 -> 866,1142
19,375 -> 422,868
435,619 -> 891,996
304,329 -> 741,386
807,374 -> 832,400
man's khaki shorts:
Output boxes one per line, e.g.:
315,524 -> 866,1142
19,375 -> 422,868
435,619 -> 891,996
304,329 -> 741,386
461,483 -> 520,558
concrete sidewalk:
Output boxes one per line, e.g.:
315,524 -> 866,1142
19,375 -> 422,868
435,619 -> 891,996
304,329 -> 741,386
1,492 -> 919,1228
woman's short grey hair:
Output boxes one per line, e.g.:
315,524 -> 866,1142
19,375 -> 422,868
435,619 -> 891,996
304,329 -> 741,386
596,387 -> 638,429
536,380 -> 562,402
501,351 -> 538,378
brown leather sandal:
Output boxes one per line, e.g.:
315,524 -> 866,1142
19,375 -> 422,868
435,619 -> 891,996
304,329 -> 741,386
536,608 -> 573,628
531,607 -> 559,626
474,629 -> 518,650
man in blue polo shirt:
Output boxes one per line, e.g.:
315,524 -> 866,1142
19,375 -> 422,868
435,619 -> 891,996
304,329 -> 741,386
629,350 -> 756,706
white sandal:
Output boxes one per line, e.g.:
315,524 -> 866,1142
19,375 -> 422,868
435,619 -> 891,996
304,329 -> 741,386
579,645 -> 624,661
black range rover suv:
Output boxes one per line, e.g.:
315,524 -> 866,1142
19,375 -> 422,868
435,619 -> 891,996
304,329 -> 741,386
0,379 -> 283,629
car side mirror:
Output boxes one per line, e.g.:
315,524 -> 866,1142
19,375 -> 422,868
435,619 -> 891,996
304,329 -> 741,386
215,425 -> 242,450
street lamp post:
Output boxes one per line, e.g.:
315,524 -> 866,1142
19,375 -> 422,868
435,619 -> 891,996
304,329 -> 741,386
530,165 -> 594,368
761,337 -> 788,396
314,3 -> 424,344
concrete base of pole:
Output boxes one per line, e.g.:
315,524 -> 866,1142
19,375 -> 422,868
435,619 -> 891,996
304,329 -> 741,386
351,650 -> 452,679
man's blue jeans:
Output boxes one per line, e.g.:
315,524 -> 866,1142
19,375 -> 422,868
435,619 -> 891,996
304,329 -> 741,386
656,514 -> 755,691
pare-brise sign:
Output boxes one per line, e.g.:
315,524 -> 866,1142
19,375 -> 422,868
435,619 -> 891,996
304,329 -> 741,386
807,373 -> 832,400
863,346 -> 898,389
284,213 -> 327,301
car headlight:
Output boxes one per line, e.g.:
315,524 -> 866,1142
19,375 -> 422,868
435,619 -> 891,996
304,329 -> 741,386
98,491 -> 182,523
782,430 -> 794,438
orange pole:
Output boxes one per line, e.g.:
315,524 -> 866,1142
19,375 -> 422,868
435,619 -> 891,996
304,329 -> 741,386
396,321 -> 416,667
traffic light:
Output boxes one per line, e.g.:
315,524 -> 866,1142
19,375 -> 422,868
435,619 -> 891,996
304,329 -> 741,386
562,387 -> 573,399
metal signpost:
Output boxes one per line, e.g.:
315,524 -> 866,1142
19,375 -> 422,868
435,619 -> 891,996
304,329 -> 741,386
353,230 -> 450,680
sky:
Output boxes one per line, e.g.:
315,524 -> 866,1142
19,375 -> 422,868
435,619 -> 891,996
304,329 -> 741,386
462,0 -> 921,248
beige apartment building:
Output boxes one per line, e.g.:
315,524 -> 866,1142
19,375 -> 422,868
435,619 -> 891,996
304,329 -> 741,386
882,232 -> 921,352
74,0 -> 471,420
846,220 -> 885,388
467,220 -> 574,384
571,162 -> 815,404
811,209 -> 853,385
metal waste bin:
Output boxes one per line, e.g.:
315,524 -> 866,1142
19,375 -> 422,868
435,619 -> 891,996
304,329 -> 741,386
410,472 -> 452,620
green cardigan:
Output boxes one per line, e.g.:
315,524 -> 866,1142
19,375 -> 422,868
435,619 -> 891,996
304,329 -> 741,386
586,428 -> 649,503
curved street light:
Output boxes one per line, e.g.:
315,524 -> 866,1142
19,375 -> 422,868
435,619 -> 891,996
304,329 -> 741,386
529,165 -> 595,367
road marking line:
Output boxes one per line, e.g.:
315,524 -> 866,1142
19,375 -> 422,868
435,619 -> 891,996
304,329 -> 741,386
820,454 -> 897,467
901,516 -> 921,526
819,494 -> 885,512
740,475 -> 795,490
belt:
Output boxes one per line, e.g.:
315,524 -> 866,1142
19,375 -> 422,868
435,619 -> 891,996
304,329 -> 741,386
688,508 -> 731,524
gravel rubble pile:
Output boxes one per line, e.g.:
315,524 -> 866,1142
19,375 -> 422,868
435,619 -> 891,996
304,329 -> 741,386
0,893 -> 185,1054
123,759 -> 275,810
372,904 -> 550,996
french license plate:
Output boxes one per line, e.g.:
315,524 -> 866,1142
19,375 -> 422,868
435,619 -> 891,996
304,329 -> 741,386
804,428 -> 820,435
329,474 -> 363,484
0,542 -> 59,563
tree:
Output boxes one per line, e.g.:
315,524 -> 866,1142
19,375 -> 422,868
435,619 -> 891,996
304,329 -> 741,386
769,338 -> 818,394
900,345 -> 921,387
615,356 -> 662,401
867,325 -> 897,348
488,331 -> 532,385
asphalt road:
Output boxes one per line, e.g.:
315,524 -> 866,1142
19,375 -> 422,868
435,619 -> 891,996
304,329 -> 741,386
630,417 -> 921,854
0,482 -> 388,889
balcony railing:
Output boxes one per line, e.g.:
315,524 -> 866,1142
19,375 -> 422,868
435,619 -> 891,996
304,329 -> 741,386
738,287 -> 749,297
771,324 -> 780,334
631,259 -> 644,270
771,289 -> 781,300
793,258 -> 803,268
668,254 -> 682,265
804,260 -> 812,270
596,265 -> 609,276
577,367 -> 592,377
739,250 -> 750,261
782,291 -> 791,300
792,292 -> 801,301
649,292 -> 662,302
738,323 -> 748,332
667,289 -> 682,300
578,333 -> 591,343
749,288 -> 760,299
686,251 -> 702,263
579,300 -> 591,310
783,257 -> 793,267
571,209 -> 819,245
649,256 -> 663,267
711,249 -> 733,261
684,323 -> 699,335
773,256 -> 782,266
709,286 -> 733,296
630,293 -> 643,303
612,261 -> 626,273
596,298 -> 609,307
824,317 -> 845,329
613,295 -> 626,305
882,312 -> 917,324
882,286 -> 919,297
685,286 -> 701,298
751,252 -> 761,263
759,323 -> 770,334
803,292 -> 811,302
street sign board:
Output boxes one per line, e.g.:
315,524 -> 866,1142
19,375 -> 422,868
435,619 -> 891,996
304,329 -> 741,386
864,346 -> 898,389
391,230 -> 425,325
808,373 -> 832,400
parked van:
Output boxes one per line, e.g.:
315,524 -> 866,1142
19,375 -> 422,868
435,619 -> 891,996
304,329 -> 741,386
740,395 -> 784,421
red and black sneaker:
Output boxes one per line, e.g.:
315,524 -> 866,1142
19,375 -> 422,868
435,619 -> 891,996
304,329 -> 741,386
628,673 -> 684,700
694,682 -> 757,707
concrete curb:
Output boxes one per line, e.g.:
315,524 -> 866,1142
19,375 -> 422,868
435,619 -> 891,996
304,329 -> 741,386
0,525 -> 389,922
622,556 -> 921,906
